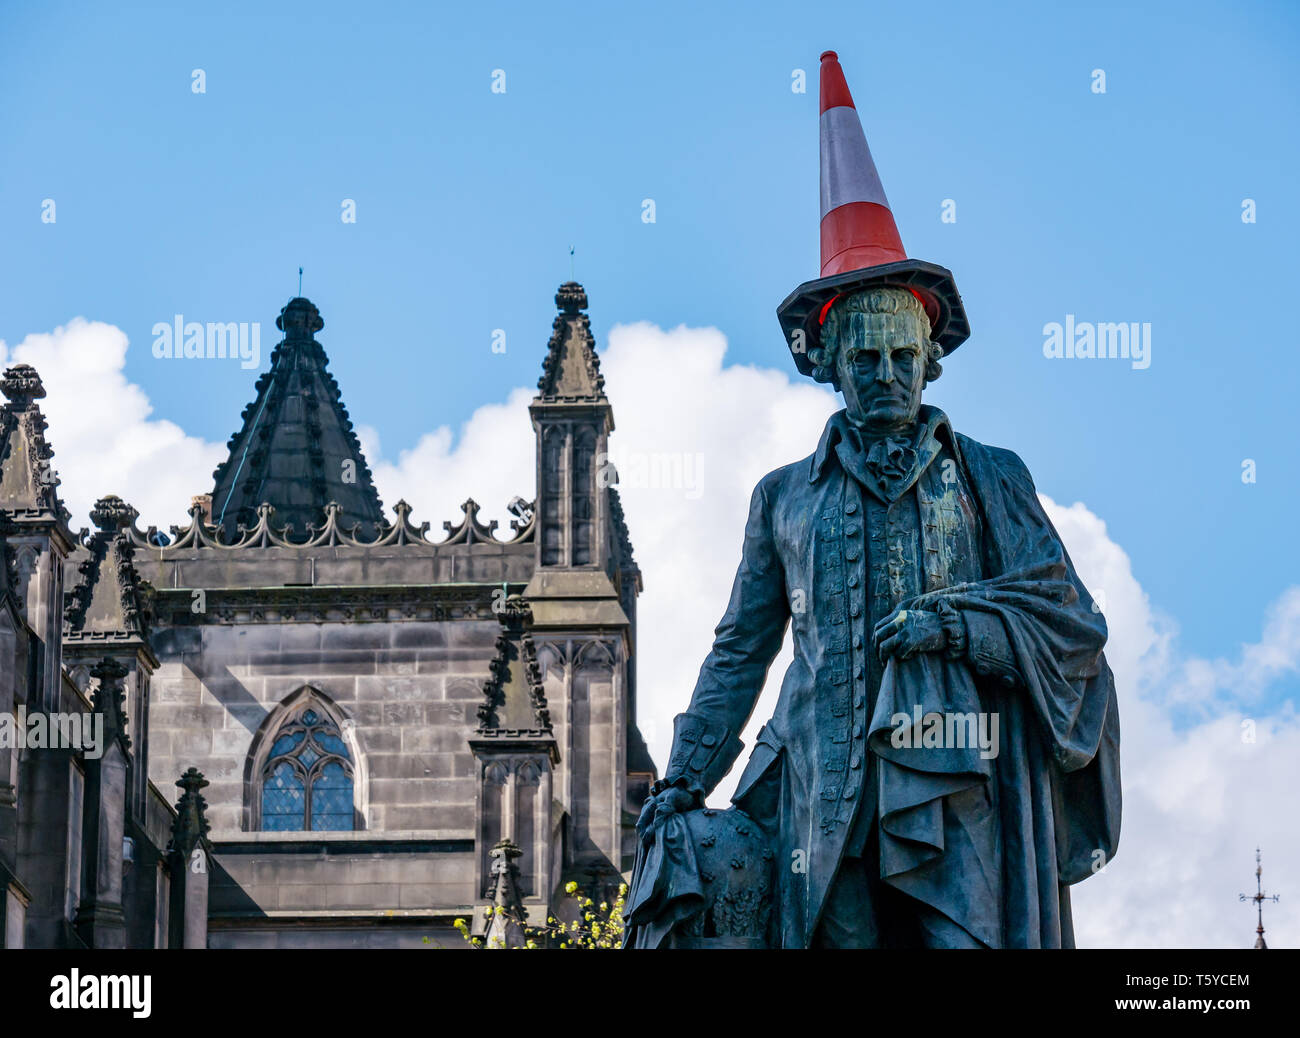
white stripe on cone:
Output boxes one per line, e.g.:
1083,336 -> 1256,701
819,105 -> 891,219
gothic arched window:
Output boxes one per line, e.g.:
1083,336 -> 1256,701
260,707 -> 355,831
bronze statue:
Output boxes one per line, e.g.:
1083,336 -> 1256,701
625,51 -> 1120,949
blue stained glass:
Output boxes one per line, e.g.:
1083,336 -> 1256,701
261,704 -> 357,832
261,762 -> 305,831
269,731 -> 305,758
310,763 -> 353,831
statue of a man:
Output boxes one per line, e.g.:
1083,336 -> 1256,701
626,51 -> 1120,949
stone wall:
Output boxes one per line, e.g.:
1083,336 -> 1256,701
148,619 -> 501,836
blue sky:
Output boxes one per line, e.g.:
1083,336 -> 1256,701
3,6 -> 1298,730
3,0 -> 1299,946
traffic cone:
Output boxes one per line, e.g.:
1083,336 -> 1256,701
819,50 -> 907,276
778,50 -> 969,376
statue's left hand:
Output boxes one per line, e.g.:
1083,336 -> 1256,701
873,608 -> 947,662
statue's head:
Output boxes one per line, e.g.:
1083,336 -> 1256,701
810,286 -> 944,432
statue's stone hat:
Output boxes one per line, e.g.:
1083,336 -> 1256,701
777,51 -> 969,376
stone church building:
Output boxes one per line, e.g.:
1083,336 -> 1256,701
0,281 -> 656,948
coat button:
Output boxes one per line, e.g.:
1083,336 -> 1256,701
850,604 -> 861,618
845,501 -> 858,514
851,754 -> 862,769
848,574 -> 859,588
854,724 -> 864,738
846,548 -> 860,561
853,637 -> 863,650
854,695 -> 865,709
843,788 -> 856,800
855,668 -> 864,680
846,523 -> 861,537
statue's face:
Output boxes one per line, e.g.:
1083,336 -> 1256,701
831,295 -> 929,431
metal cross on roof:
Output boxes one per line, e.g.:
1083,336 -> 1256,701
1239,847 -> 1280,949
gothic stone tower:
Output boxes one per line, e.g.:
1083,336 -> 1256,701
1,369 -> 184,951
113,282 -> 654,947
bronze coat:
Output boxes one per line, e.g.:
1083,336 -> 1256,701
668,408 -> 1121,948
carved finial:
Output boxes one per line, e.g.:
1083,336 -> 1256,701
88,657 -> 130,751
476,595 -> 552,739
275,296 -> 324,340
190,494 -> 213,524
89,495 -> 139,533
177,766 -> 209,797
1,363 -> 46,407
484,838 -> 526,948
170,767 -> 212,857
556,281 -> 588,315
89,656 -> 128,686
442,498 -> 499,544
536,283 -> 606,400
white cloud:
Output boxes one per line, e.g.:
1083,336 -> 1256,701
1044,498 -> 1300,948
8,315 -> 1296,948
356,384 -> 538,541
0,318 -> 224,533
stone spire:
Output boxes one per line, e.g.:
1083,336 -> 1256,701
64,495 -> 154,641
168,767 -> 212,860
166,767 -> 214,951
474,595 -> 555,748
470,597 -> 560,908
0,364 -> 67,520
483,838 -> 527,948
209,297 -> 384,541
0,364 -> 75,712
89,657 -> 131,755
527,282 -> 621,580
535,282 -> 609,403
72,657 -> 133,949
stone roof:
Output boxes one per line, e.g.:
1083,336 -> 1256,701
474,596 -> 557,759
0,364 -> 69,522
535,282 -> 609,405
210,297 -> 384,541
63,495 -> 154,642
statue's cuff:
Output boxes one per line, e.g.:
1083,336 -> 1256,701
663,712 -> 742,799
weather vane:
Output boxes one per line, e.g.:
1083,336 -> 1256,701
298,266 -> 303,296
1239,847 -> 1280,949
